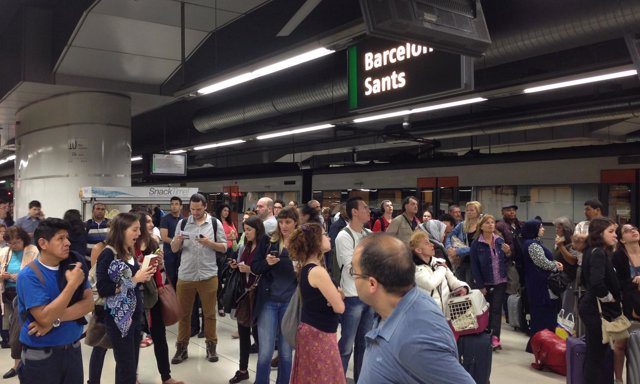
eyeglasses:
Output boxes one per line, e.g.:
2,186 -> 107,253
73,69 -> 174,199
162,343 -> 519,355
623,226 -> 639,234
349,266 -> 369,280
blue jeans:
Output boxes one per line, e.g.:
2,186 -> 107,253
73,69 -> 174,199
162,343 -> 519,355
255,300 -> 293,384
338,296 -> 374,382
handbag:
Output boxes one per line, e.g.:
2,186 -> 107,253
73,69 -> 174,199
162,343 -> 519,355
281,286 -> 301,348
597,300 -> 631,345
158,276 -> 183,326
235,275 -> 260,328
555,309 -> 575,340
547,271 -> 571,297
85,308 -> 112,349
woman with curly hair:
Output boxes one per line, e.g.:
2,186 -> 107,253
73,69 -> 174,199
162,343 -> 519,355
288,223 -> 345,384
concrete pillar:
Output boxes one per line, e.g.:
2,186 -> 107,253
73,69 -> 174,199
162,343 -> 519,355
15,91 -> 131,219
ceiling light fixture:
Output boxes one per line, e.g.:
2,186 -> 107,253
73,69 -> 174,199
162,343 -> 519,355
131,156 -> 143,162
523,69 -> 638,94
353,110 -> 411,123
169,149 -> 187,154
194,139 -> 246,151
352,96 -> 488,124
411,97 -> 488,113
198,47 -> 334,95
256,123 -> 335,140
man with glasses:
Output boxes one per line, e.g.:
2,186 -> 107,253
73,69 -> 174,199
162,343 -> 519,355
335,196 -> 372,382
353,233 -> 474,384
273,200 -> 284,217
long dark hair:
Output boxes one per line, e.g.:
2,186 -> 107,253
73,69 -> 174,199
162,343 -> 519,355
106,212 -> 139,260
135,211 -> 159,253
243,216 -> 265,250
216,203 -> 233,226
587,216 -> 617,249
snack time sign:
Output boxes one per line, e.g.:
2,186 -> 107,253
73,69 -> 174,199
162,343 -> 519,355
348,37 -> 473,110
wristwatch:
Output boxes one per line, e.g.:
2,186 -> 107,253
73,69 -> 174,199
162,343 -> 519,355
52,318 -> 62,328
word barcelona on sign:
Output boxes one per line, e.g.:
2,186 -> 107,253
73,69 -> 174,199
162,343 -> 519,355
348,37 -> 473,111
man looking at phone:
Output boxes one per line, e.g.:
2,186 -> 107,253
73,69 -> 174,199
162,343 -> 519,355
170,193 -> 227,364
17,218 -> 93,383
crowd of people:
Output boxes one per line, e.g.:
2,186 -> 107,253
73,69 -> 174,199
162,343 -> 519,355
0,194 -> 638,384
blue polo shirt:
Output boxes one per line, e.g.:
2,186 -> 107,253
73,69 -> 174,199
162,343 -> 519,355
17,259 -> 89,347
16,215 -> 41,243
359,287 -> 475,384
160,213 -> 182,254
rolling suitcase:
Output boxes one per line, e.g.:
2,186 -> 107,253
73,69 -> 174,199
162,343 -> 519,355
507,293 -> 530,334
457,331 -> 492,384
627,329 -> 640,384
566,336 -> 613,384
507,293 -> 521,330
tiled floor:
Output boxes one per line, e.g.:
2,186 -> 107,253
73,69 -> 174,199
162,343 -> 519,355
1,315 -> 565,383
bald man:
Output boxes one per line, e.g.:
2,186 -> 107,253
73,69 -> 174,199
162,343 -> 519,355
353,234 -> 474,384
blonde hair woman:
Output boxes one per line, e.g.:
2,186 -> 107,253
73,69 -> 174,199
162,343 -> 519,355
445,201 -> 482,283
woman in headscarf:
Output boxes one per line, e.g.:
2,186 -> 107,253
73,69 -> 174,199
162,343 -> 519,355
521,219 -> 563,353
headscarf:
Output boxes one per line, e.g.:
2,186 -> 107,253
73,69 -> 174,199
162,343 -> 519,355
521,219 -> 543,241
424,220 -> 447,248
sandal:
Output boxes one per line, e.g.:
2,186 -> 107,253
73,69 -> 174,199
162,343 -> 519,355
140,335 -> 153,348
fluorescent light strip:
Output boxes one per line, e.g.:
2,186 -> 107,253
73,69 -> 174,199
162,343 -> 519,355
169,149 -> 187,154
198,47 -> 334,95
523,69 -> 638,94
411,97 -> 488,113
256,124 -> 334,140
353,110 -> 411,123
352,96 -> 488,123
0,180 -> 5,184
131,156 -> 143,162
194,139 -> 246,151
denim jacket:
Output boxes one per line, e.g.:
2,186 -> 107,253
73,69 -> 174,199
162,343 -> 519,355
469,235 -> 508,288
445,222 -> 471,261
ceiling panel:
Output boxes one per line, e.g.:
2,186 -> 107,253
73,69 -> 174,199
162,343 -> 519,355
72,13 -> 207,60
185,0 -> 270,14
92,0 -> 241,32
57,47 -> 180,84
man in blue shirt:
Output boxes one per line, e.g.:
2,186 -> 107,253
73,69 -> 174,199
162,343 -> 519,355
352,233 -> 474,384
159,196 -> 183,286
16,200 -> 43,242
17,218 -> 93,384
85,203 -> 109,261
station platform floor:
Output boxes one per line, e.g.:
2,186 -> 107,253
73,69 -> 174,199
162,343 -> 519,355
1,314 -> 565,384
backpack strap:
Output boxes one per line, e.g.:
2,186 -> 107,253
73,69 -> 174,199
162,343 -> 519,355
26,260 -> 46,286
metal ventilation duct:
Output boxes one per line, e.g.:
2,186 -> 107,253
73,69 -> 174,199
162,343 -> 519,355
192,0 -> 640,133
193,76 -> 346,132
480,0 -> 640,68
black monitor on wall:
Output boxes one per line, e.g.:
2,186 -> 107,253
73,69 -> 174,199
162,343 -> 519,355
360,0 -> 491,58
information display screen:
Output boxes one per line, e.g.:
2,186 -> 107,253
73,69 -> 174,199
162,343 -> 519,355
151,154 -> 187,176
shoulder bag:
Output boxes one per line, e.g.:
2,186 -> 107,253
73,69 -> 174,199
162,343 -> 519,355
597,300 -> 631,345
158,274 -> 183,326
281,285 -> 301,348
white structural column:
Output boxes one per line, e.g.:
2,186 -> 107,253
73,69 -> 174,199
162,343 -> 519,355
15,92 -> 131,218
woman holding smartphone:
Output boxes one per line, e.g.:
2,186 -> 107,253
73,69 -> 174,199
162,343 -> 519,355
135,212 -> 183,384
228,216 -> 266,384
96,213 -> 156,384
251,207 -> 299,384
